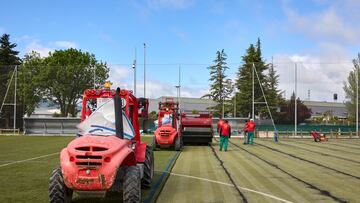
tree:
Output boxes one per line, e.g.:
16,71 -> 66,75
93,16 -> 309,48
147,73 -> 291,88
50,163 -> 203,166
235,38 -> 271,118
277,92 -> 312,124
0,34 -> 21,128
18,52 -> 44,116
39,48 -> 109,117
343,53 -> 360,122
265,62 -> 284,120
204,49 -> 232,117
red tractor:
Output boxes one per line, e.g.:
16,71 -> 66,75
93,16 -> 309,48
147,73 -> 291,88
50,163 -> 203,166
153,98 -> 182,151
49,86 -> 154,203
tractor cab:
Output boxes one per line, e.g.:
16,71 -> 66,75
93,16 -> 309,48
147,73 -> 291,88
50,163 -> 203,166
156,98 -> 179,129
79,82 -> 148,139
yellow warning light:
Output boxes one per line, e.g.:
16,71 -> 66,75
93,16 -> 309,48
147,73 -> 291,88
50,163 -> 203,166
104,82 -> 111,89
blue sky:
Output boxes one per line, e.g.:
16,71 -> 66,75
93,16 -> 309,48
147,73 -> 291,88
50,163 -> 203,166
1,0 -> 359,101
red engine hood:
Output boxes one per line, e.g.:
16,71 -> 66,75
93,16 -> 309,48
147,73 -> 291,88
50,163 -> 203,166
61,135 -> 135,191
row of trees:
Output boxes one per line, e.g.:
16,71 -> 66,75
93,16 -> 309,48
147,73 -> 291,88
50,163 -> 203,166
205,38 -> 312,124
0,34 -> 109,128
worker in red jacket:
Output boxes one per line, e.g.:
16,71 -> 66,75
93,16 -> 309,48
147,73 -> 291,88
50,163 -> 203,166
244,119 -> 256,145
217,119 -> 225,134
219,120 -> 231,151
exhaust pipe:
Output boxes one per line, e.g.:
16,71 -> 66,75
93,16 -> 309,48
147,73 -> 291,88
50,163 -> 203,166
114,87 -> 124,139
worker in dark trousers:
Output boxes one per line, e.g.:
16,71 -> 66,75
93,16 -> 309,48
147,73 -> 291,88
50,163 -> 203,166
245,119 -> 256,145
219,120 -> 231,151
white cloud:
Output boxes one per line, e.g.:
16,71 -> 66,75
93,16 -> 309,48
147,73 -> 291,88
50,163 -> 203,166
273,54 -> 353,102
53,41 -> 77,49
170,27 -> 188,42
284,2 -> 360,44
24,39 -> 78,57
145,0 -> 194,9
108,64 -> 206,98
25,40 -> 53,57
0,27 -> 5,35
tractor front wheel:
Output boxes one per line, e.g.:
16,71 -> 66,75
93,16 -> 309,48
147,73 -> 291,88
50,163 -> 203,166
152,137 -> 158,151
175,136 -> 182,151
49,168 -> 73,203
123,166 -> 141,203
142,146 -> 154,188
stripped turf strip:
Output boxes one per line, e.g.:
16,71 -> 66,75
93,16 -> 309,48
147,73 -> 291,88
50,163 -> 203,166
326,142 -> 360,150
209,143 -> 248,203
228,140 -> 347,203
290,139 -> 360,155
256,142 -> 360,181
157,146 -> 240,202
261,140 -> 360,165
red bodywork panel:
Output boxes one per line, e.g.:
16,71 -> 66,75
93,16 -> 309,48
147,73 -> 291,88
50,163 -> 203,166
61,135 -> 147,191
154,125 -> 178,145
180,113 -> 212,128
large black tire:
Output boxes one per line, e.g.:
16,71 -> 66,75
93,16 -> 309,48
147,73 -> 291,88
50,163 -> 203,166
152,137 -> 157,151
49,168 -> 73,203
174,136 -> 181,151
142,146 -> 154,188
123,166 -> 141,203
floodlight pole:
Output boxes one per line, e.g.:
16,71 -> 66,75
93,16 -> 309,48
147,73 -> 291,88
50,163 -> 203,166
356,66 -> 359,136
252,63 -> 255,120
178,65 -> 181,109
133,48 -> 137,96
143,43 -> 146,98
295,63 -> 298,137
234,93 -> 236,118
14,66 -> 17,134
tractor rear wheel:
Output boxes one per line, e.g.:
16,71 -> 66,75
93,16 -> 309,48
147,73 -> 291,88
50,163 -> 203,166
49,168 -> 73,203
142,146 -> 154,188
175,136 -> 182,151
123,166 -> 141,203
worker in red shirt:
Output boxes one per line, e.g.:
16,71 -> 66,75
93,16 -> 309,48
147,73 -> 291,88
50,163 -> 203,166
219,120 -> 231,151
244,119 -> 256,145
217,119 -> 225,134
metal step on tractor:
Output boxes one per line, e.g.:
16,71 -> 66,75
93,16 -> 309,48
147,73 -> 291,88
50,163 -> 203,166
49,84 -> 154,203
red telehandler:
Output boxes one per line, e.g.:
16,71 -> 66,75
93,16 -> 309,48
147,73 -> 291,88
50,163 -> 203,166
153,98 -> 182,151
49,85 -> 154,203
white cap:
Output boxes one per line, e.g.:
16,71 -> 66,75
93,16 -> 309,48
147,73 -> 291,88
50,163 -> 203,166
250,119 -> 254,121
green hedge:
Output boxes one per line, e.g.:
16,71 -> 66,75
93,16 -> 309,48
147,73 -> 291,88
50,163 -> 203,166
257,124 -> 356,132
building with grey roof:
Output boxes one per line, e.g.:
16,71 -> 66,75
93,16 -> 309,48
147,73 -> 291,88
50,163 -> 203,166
303,101 -> 348,119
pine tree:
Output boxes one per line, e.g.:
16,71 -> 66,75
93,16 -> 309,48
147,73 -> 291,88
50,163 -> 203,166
265,62 -> 284,120
205,49 -> 232,117
0,34 -> 21,128
235,38 -> 270,118
278,92 -> 312,124
343,53 -> 360,122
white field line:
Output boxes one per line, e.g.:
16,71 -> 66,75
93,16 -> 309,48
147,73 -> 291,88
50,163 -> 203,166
156,170 -> 293,203
0,152 -> 59,168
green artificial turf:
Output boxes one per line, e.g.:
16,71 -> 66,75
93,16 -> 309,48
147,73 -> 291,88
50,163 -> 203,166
158,138 -> 360,203
0,135 -> 176,203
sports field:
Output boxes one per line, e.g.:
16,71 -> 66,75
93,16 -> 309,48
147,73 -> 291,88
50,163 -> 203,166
0,136 -> 359,202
